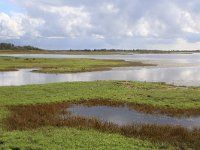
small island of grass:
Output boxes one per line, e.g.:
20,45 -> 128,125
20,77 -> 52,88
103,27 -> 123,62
0,57 -> 153,73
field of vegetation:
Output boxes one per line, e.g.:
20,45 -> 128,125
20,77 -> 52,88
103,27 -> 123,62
1,127 -> 171,150
0,50 -> 199,149
0,81 -> 200,149
0,57 -> 152,73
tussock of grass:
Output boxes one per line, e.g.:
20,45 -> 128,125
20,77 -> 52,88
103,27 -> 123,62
0,57 -> 153,73
5,101 -> 200,150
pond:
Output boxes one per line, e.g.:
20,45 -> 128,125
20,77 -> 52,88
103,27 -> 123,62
66,105 -> 200,129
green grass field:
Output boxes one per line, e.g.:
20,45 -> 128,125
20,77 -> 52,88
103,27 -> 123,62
0,81 -> 199,109
0,57 -> 152,73
0,81 -> 200,149
0,127 -> 172,150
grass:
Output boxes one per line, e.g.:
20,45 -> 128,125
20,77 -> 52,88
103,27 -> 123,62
0,127 -> 171,150
4,101 -> 200,149
5,100 -> 199,130
0,81 -> 200,149
0,57 -> 152,73
0,50 -> 48,54
0,81 -> 199,109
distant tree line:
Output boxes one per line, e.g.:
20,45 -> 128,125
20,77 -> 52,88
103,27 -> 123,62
0,43 -> 42,51
66,48 -> 200,53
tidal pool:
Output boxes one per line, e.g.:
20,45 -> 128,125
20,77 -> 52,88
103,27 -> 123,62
1,67 -> 200,86
67,105 -> 200,129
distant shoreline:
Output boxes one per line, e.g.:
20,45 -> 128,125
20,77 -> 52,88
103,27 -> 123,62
0,49 -> 197,55
0,43 -> 199,55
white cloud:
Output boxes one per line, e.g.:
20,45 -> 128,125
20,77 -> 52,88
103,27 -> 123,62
1,0 -> 200,50
178,11 -> 200,34
0,12 -> 44,39
25,3 -> 92,38
92,34 -> 105,39
39,5 -> 92,36
101,3 -> 119,14
0,12 -> 24,38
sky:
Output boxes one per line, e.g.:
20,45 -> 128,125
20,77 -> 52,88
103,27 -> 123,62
0,0 -> 200,50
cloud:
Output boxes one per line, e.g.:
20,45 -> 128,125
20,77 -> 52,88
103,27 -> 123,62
100,3 -> 119,14
0,12 -> 44,38
37,5 -> 92,38
1,0 -> 200,49
0,12 -> 23,38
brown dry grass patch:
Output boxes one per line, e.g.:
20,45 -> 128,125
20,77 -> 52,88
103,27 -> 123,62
4,100 -> 200,150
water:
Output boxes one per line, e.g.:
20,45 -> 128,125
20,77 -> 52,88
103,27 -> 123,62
67,105 -> 200,129
1,67 -> 200,86
1,53 -> 200,86
1,53 -> 200,63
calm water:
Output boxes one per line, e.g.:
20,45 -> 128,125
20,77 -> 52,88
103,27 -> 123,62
67,105 -> 200,129
1,53 -> 200,63
0,67 -> 200,86
1,53 -> 200,86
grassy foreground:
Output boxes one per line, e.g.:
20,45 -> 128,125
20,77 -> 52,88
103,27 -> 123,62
0,57 -> 152,73
0,127 -> 171,150
5,100 -> 199,149
0,81 -> 200,149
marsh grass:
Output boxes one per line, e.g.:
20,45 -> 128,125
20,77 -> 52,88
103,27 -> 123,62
5,100 -> 200,150
0,57 -> 153,73
1,81 -> 200,110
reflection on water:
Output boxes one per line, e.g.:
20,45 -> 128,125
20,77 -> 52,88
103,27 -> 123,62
1,53 -> 200,63
67,105 -> 200,129
1,67 -> 200,86
1,53 -> 200,86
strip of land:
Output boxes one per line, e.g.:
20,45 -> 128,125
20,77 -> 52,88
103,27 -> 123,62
0,81 -> 199,109
0,43 -> 197,55
0,49 -> 195,55
0,57 -> 153,73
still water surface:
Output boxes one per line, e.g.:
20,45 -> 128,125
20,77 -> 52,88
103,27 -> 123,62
1,53 -> 200,63
0,67 -> 200,86
1,54 -> 200,86
67,105 -> 200,129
